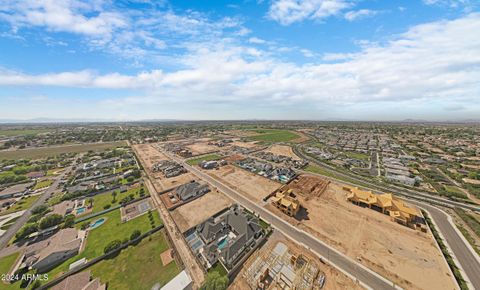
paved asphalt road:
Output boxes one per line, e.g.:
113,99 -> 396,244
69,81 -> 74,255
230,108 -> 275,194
162,149 -> 400,290
0,167 -> 71,250
413,202 -> 480,289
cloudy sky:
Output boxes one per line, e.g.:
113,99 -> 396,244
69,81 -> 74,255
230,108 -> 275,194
0,0 -> 479,121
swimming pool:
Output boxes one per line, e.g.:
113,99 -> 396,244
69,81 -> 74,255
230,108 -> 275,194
218,238 -> 228,250
90,218 -> 106,229
76,207 -> 86,215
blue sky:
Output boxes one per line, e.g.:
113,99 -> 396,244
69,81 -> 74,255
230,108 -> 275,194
0,0 -> 479,121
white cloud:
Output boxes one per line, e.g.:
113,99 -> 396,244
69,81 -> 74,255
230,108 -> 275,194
248,37 -> 266,44
0,1 -> 248,64
268,0 -> 351,25
0,0 -> 127,37
1,13 -> 479,109
344,9 -> 379,21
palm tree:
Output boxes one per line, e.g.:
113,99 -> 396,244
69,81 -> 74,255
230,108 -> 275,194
111,191 -> 117,203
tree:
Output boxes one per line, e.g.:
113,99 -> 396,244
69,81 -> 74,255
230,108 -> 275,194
31,205 -> 48,215
15,223 -> 38,240
201,271 -> 228,290
63,215 -> 75,228
39,214 -> 64,230
88,198 -> 94,208
104,240 -> 122,254
130,230 -> 141,241
81,222 -> 90,230
111,191 -> 118,203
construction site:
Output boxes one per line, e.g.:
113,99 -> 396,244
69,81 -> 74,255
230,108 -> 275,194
159,181 -> 211,210
170,188 -> 233,233
133,143 -> 195,191
230,232 -> 362,290
266,181 -> 458,290
344,186 -> 426,231
206,164 -> 282,202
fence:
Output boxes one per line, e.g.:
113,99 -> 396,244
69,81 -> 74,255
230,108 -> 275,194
36,225 -> 164,290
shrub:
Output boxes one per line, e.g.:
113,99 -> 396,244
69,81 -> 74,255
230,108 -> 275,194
63,215 -> 75,228
104,239 -> 122,254
39,214 -> 64,230
130,230 -> 141,241
81,222 -> 90,230
15,223 -> 38,240
104,204 -> 111,210
31,204 -> 48,215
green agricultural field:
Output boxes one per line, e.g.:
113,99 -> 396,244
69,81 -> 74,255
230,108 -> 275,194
46,208 -> 162,279
249,129 -> 300,142
90,231 -> 180,290
186,153 -> 222,165
0,141 -> 127,160
33,179 -> 53,190
0,195 -> 40,217
0,129 -> 51,137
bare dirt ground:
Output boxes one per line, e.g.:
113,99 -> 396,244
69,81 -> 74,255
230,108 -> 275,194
265,144 -> 301,160
170,189 -> 233,232
290,131 -> 310,143
230,140 -> 259,148
185,142 -> 219,155
229,230 -> 362,290
156,173 -> 195,192
207,165 -> 281,202
266,182 -> 457,290
133,143 -> 195,191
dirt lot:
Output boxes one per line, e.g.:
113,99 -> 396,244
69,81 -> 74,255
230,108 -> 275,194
133,143 -> 195,191
170,189 -> 233,232
230,140 -> 259,148
207,165 -> 281,202
265,144 -> 301,160
279,174 -> 330,200
185,141 -> 219,156
229,230 -> 362,290
266,182 -> 457,290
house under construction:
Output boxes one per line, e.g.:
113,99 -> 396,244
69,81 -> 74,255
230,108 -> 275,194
244,242 -> 325,290
344,186 -> 426,231
271,189 -> 301,217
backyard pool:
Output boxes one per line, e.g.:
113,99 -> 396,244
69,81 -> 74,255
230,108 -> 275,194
90,218 -> 106,229
218,238 -> 228,250
76,207 -> 86,215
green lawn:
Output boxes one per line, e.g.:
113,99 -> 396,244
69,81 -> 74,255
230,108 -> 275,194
46,208 -> 162,279
46,168 -> 64,176
0,195 -> 40,216
0,252 -> 19,275
33,179 -> 53,190
91,185 -> 148,214
444,185 -> 465,195
209,262 -> 228,276
249,129 -> 300,142
0,141 -> 127,160
344,151 -> 370,161
186,154 -> 222,165
90,231 -> 180,290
